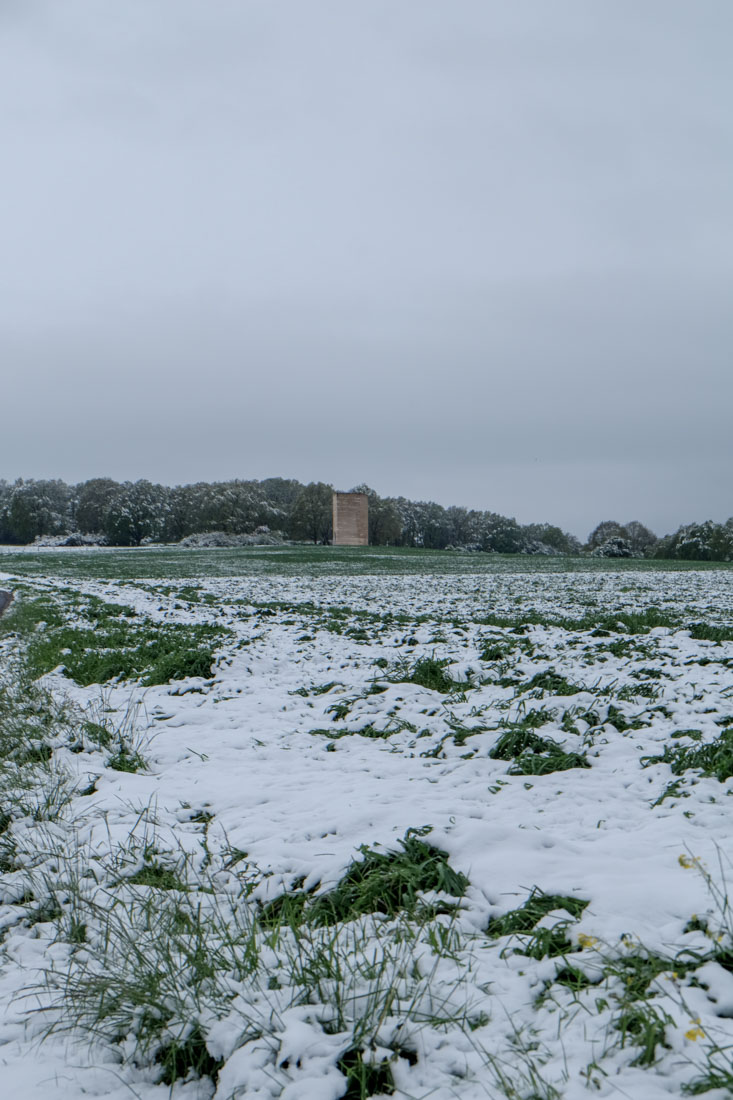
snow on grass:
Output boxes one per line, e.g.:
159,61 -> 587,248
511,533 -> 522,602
1,551 -> 733,1098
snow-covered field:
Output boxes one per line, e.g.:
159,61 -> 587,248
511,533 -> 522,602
1,554 -> 733,1099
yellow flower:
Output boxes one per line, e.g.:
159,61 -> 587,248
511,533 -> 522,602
577,933 -> 598,949
685,1020 -> 705,1041
679,854 -> 694,869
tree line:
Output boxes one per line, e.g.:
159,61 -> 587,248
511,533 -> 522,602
0,477 -> 731,560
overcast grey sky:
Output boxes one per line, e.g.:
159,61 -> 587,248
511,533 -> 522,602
1,1 -> 731,538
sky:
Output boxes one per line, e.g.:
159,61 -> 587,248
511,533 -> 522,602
1,1 -> 731,539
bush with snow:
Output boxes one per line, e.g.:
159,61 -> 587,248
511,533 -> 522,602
592,536 -> 633,558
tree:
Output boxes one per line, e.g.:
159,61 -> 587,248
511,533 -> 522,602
392,498 -> 422,547
259,477 -> 302,518
350,485 -> 402,546
478,512 -> 524,554
657,521 -> 733,562
164,484 -> 196,542
624,521 -> 658,557
445,506 -> 482,548
392,499 -> 450,549
593,536 -> 632,558
75,478 -> 121,534
587,521 -> 628,551
104,481 -> 170,546
4,479 -> 73,543
370,497 -> 402,546
0,481 -> 11,543
217,480 -> 273,534
290,482 -> 333,544
522,523 -> 581,555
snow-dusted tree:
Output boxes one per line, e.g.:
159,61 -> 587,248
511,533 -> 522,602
478,512 -> 525,554
177,482 -> 222,534
104,481 -> 171,545
391,498 -> 420,547
393,499 -> 450,549
290,482 -> 333,543
75,478 -> 121,535
259,477 -> 302,518
444,506 -> 483,549
217,480 -> 272,534
587,520 -> 628,551
624,521 -> 658,557
592,536 -> 633,558
658,521 -> 733,562
164,484 -> 195,542
0,481 -> 12,543
522,523 -> 581,555
350,485 -> 402,545
3,479 -> 73,543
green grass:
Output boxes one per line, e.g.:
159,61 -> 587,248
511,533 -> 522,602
3,544 -> 732,582
685,1068 -> 733,1096
41,834 -> 478,1092
642,728 -> 733,783
515,923 -> 575,960
489,725 -> 590,775
688,622 -> 733,643
487,889 -> 589,938
395,657 -> 465,694
125,861 -> 188,892
338,1048 -> 395,1098
554,964 -> 595,992
605,705 -> 649,732
604,950 -> 681,1000
520,670 -> 585,696
616,682 -> 660,701
0,657 -> 153,781
598,948 -> 706,1071
614,1002 -> 673,1067
1,590 -> 229,687
476,606 -> 682,635
309,724 -> 403,741
261,829 -> 469,929
50,887 -> 258,1085
0,593 -> 65,634
0,663 -> 80,778
26,618 -> 226,686
156,1026 -> 223,1087
480,639 -> 520,662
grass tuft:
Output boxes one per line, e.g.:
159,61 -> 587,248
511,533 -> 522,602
614,1002 -> 673,1067
488,889 -> 588,938
490,725 -> 590,775
642,729 -> 733,784
262,829 -> 469,929
157,1025 -> 223,1086
398,657 -> 464,694
521,669 -> 584,696
338,1048 -> 395,1098
5,591 -> 230,686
